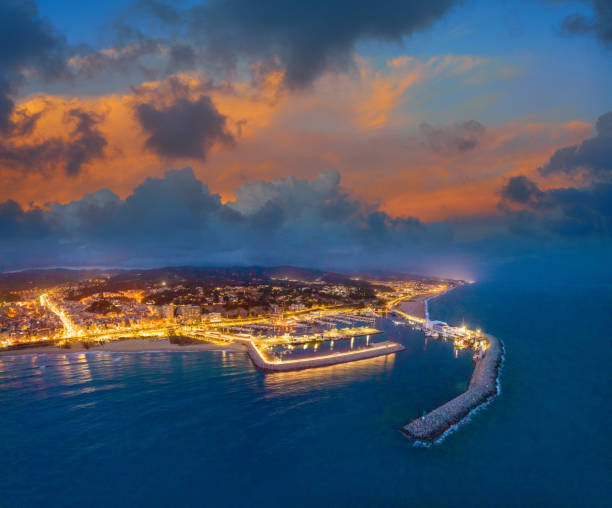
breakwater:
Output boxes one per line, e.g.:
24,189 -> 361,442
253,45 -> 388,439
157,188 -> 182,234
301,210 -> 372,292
402,333 -> 503,443
248,341 -> 404,372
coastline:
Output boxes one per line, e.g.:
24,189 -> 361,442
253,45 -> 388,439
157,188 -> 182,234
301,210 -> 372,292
396,293 -> 430,319
0,337 -> 247,358
397,286 -> 456,320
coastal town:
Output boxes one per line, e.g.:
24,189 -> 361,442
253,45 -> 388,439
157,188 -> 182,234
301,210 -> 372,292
0,266 -> 502,443
0,267 -> 485,364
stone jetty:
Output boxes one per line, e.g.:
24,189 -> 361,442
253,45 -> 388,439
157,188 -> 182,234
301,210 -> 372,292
403,333 -> 503,442
248,340 -> 404,372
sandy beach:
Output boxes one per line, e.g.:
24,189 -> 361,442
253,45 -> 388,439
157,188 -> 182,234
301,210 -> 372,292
0,337 -> 247,357
397,293 -> 430,319
397,287 -> 457,319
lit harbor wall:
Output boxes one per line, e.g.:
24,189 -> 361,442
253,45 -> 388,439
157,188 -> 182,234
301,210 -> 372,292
248,341 -> 405,372
402,333 -> 503,443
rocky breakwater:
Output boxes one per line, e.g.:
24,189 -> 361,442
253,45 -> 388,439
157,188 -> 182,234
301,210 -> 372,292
403,333 -> 503,443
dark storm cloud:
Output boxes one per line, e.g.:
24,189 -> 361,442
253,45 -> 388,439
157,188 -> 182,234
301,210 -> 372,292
559,0 -> 612,46
0,200 -> 48,239
0,168 -> 609,275
419,120 -> 485,156
499,175 -> 543,205
539,111 -> 612,180
63,109 -> 107,176
166,44 -> 197,71
138,0 -> 461,88
135,96 -> 234,159
499,176 -> 612,236
0,2 -> 109,177
0,109 -> 106,176
0,0 -> 67,134
0,168 -> 441,270
497,111 -> 612,238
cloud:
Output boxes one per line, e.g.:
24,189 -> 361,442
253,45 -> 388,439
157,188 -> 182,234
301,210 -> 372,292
0,109 -> 106,176
62,109 -> 108,175
0,168 -> 445,270
135,95 -> 234,159
499,175 -> 611,237
419,120 -> 485,156
1,77 -> 592,222
0,167 -> 609,277
67,41 -> 162,78
0,199 -> 47,239
499,175 -> 543,205
494,111 -> 612,237
138,0 -> 462,88
559,0 -> 612,46
0,0 -> 67,134
539,111 -> 612,181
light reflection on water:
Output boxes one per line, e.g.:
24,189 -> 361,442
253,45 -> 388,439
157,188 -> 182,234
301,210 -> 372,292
263,353 -> 396,395
0,317 -> 474,507
0,284 -> 608,508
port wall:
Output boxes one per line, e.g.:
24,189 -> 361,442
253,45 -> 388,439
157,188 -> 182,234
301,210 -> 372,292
248,341 -> 404,372
403,334 -> 503,442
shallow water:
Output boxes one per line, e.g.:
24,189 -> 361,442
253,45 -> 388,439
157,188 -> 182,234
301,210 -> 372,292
1,282 -> 610,507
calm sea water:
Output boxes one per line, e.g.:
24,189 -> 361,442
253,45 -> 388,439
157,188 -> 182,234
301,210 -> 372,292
1,281 -> 610,507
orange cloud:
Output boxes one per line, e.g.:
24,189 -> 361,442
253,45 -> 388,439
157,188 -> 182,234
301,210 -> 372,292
0,56 -> 595,224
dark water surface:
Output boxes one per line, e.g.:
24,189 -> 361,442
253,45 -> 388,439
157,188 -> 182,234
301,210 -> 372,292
1,282 -> 610,507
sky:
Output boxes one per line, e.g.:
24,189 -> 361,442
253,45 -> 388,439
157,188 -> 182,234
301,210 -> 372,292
0,0 -> 611,279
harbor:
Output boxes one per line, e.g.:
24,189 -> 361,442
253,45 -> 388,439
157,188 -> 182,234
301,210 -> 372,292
389,288 -> 504,443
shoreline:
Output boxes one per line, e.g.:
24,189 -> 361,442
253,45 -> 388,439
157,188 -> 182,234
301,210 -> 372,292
424,286 -> 456,320
0,337 -> 247,358
397,286 -> 457,320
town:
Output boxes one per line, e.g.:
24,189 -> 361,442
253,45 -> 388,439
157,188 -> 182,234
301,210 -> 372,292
0,266 -> 487,368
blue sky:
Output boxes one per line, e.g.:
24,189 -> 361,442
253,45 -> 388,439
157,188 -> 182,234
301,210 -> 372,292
37,0 -> 611,124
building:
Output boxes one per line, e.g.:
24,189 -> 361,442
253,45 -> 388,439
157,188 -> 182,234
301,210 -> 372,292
207,312 -> 222,322
159,304 -> 175,322
177,305 -> 201,324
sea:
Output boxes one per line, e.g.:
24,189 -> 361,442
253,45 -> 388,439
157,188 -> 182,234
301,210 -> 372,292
1,276 -> 610,507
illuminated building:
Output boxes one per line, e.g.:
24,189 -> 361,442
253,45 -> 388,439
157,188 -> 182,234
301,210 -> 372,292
159,304 -> 175,322
177,305 -> 201,324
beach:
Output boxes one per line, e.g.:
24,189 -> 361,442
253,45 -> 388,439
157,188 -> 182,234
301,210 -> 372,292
397,287 -> 455,319
397,293 -> 430,318
0,337 -> 247,357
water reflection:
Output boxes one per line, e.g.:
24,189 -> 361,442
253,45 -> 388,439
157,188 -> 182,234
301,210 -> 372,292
263,353 -> 396,396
